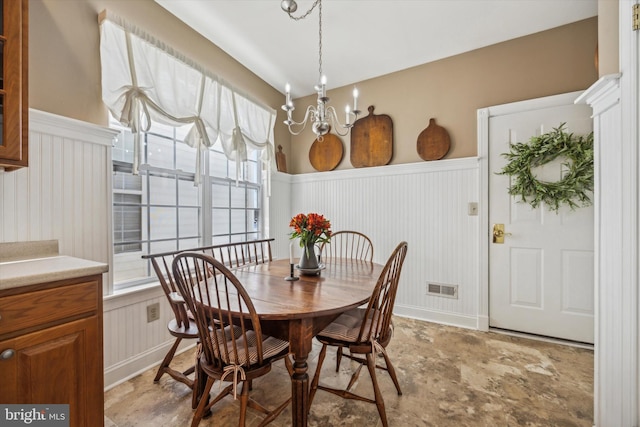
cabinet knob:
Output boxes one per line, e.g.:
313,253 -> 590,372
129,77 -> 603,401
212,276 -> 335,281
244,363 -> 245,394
0,349 -> 15,360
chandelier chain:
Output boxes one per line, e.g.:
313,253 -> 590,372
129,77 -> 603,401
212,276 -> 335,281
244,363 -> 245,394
281,0 -> 359,138
286,0 -> 321,21
285,0 -> 323,78
318,0 -> 322,78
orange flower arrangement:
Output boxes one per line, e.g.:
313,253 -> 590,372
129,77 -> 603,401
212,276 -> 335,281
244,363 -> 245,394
289,213 -> 332,248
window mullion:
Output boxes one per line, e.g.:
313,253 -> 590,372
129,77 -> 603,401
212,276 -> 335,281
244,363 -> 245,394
174,136 -> 180,251
245,180 -> 249,241
144,134 -> 152,278
201,149 -> 212,246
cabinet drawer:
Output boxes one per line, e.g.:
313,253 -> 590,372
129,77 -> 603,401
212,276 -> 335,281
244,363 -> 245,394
0,281 -> 98,336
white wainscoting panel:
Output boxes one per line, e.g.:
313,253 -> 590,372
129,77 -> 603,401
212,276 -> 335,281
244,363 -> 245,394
0,109 -> 116,288
290,158 -> 480,328
269,171 -> 294,260
102,285 -> 196,389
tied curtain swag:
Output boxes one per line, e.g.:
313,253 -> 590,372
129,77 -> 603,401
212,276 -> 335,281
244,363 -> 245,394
98,11 -> 277,186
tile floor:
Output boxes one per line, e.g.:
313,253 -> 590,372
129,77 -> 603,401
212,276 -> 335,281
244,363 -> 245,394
104,316 -> 593,427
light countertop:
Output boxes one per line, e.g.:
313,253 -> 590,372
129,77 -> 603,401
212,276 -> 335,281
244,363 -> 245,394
0,241 -> 108,291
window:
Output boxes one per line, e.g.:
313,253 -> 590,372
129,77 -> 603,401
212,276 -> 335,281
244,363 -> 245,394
111,118 -> 264,289
209,148 -> 262,245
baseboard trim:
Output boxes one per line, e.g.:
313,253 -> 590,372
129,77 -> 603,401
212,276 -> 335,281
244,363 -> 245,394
477,315 -> 489,331
104,339 -> 196,391
394,304 -> 478,330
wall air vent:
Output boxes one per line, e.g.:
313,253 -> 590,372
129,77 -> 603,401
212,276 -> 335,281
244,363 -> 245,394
427,283 -> 458,299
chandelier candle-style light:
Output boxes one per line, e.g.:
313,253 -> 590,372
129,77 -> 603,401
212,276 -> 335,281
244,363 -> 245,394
281,0 -> 360,138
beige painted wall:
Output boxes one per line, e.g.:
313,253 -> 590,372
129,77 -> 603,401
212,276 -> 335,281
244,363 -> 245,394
28,0 -> 291,153
28,1 -> 599,175
597,0 -> 619,76
289,18 -> 598,174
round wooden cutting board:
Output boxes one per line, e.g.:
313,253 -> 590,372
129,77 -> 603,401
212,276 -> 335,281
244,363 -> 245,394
309,133 -> 343,171
417,118 -> 451,161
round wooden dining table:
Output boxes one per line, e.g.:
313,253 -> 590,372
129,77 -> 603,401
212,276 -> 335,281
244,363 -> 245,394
211,257 -> 383,427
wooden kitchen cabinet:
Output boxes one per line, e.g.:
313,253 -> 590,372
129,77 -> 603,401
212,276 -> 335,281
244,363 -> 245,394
0,0 -> 29,169
0,275 -> 104,427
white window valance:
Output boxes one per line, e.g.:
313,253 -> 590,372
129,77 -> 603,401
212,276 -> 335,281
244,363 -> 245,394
98,10 -> 276,184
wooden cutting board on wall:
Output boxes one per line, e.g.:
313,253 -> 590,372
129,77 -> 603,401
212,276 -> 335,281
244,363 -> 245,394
350,106 -> 393,168
309,134 -> 343,171
417,118 -> 451,161
276,145 -> 287,172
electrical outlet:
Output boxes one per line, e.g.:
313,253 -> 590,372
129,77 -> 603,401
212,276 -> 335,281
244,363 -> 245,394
468,202 -> 478,216
147,303 -> 160,323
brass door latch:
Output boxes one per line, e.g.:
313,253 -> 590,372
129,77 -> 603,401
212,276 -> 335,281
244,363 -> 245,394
492,224 -> 512,244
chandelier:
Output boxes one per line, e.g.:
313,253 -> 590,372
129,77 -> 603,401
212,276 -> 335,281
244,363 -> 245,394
281,0 -> 360,138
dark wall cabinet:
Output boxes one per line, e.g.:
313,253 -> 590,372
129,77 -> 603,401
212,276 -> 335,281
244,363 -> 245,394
0,0 -> 28,170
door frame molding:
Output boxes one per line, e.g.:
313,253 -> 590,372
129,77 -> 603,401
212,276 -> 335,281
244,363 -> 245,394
476,90 -> 586,332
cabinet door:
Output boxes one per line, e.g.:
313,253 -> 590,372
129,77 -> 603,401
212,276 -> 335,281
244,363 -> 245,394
0,317 -> 103,427
0,0 -> 28,168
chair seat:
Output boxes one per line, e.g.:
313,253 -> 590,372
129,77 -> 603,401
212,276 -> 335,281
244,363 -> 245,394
213,329 -> 289,365
167,318 -> 199,338
317,308 -> 379,344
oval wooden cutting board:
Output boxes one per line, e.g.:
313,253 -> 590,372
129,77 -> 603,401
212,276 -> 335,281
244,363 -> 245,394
309,133 -> 343,171
350,106 -> 393,168
417,118 -> 451,161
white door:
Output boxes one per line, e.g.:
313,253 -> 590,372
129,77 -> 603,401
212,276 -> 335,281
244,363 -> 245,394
488,93 -> 594,344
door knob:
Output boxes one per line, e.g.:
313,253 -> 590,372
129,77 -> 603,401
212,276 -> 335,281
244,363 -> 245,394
492,224 -> 512,244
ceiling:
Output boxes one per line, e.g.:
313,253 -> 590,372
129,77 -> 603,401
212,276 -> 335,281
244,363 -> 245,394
155,0 -> 598,98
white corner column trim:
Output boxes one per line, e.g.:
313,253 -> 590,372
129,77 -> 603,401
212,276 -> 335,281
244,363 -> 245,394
578,70 -> 637,427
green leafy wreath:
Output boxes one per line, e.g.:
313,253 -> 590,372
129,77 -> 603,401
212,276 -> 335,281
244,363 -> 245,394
498,123 -> 594,212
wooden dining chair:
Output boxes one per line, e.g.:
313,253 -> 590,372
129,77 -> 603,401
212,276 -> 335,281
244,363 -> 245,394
143,251 -> 200,407
308,241 -> 408,427
142,238 -> 275,404
320,230 -> 373,262
172,252 -> 292,427
320,230 -> 374,371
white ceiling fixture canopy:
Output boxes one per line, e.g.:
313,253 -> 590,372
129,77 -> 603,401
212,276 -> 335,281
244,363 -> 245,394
154,0 -> 597,97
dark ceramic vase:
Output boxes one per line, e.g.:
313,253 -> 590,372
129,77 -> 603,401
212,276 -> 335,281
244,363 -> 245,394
298,241 -> 319,270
